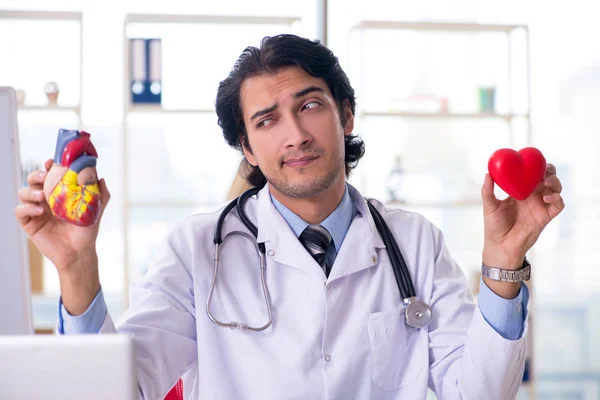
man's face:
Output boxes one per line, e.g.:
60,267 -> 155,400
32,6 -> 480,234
240,67 -> 354,199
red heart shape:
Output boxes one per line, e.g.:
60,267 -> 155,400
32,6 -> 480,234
488,147 -> 546,200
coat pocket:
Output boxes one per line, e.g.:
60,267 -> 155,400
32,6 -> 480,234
367,307 -> 425,391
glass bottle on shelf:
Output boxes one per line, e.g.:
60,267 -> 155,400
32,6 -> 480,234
386,154 -> 404,203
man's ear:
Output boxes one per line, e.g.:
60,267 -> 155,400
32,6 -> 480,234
240,135 -> 258,166
341,99 -> 354,136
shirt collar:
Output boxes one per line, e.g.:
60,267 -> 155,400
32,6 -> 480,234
269,185 -> 355,253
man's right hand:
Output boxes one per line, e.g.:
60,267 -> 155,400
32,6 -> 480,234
15,158 -> 111,315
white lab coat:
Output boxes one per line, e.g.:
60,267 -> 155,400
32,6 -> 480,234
100,184 -> 527,400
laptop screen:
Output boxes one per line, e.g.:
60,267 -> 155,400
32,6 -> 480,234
0,87 -> 33,335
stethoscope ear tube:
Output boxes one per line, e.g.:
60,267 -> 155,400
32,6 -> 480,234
236,186 -> 262,238
214,198 -> 239,245
207,233 -> 273,332
236,186 -> 266,254
367,201 -> 432,329
366,201 -> 413,299
369,202 -> 416,298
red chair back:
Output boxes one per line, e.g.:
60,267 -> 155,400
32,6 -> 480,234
164,378 -> 183,400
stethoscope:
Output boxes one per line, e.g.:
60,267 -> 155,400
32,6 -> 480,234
206,186 -> 433,332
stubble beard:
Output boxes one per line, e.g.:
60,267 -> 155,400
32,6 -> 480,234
266,146 -> 345,199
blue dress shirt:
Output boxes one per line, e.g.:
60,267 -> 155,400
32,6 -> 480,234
59,185 -> 527,340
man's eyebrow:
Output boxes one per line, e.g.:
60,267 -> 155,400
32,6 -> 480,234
249,86 -> 325,122
250,104 -> 278,122
294,86 -> 325,99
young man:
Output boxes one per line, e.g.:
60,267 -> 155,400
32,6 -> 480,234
17,34 -> 565,399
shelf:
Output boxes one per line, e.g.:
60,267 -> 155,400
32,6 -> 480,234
3,10 -> 83,125
352,20 -> 527,33
0,10 -> 82,21
18,105 -> 81,114
126,105 -> 214,115
125,13 -> 301,26
361,111 -> 529,120
386,200 -> 482,208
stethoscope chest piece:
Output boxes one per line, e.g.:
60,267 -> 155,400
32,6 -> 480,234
404,298 -> 433,329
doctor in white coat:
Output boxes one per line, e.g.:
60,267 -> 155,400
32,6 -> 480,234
17,34 -> 565,400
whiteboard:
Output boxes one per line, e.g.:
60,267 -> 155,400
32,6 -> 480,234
0,87 -> 33,335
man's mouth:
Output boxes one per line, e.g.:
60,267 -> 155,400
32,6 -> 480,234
283,155 -> 319,167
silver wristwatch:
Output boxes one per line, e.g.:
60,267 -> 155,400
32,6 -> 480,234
481,258 -> 531,282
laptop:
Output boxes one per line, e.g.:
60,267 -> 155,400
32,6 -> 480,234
0,334 -> 138,399
0,87 -> 33,335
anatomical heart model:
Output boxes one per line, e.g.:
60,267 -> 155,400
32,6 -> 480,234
43,129 -> 101,226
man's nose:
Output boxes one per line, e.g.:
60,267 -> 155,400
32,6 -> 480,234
284,116 -> 312,148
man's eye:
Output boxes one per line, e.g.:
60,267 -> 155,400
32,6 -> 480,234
257,118 -> 273,128
302,101 -> 321,110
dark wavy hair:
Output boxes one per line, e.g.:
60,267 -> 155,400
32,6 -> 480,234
215,34 -> 365,188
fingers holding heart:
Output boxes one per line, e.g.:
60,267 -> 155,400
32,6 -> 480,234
542,192 -> 566,219
535,164 -> 563,209
540,163 -> 565,218
544,163 -> 556,178
542,173 -> 562,194
44,158 -> 53,172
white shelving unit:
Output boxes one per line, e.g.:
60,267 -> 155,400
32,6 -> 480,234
126,105 -> 213,114
0,9 -> 81,21
362,110 -> 528,121
0,10 -> 83,124
350,20 -> 531,166
0,9 -> 83,332
120,12 -> 303,304
349,21 -> 535,399
18,105 -> 81,114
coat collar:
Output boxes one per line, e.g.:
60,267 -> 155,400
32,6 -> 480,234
255,183 -> 385,279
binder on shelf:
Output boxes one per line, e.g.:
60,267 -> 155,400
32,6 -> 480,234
522,358 -> 530,382
129,38 -> 162,105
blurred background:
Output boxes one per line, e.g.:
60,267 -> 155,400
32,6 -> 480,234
1,0 -> 598,398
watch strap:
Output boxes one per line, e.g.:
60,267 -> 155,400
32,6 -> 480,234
481,258 -> 531,282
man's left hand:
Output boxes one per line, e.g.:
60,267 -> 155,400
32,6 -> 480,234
480,163 -> 565,298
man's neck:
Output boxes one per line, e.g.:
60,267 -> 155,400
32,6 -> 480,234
269,177 -> 346,225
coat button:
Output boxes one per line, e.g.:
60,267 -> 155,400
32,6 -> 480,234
267,250 -> 275,257
326,284 -> 331,290
324,354 -> 331,362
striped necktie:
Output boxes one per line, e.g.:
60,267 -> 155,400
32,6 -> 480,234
300,224 -> 333,277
